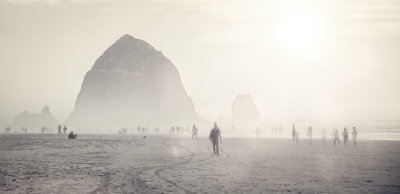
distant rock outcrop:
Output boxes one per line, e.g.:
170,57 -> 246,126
13,106 -> 58,132
66,34 -> 198,129
231,94 -> 260,130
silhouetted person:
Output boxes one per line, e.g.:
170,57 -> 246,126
68,131 -> 77,139
295,130 -> 300,145
171,127 -> 175,135
333,129 -> 340,146
342,127 -> 349,147
209,122 -> 222,156
255,127 -> 261,141
307,126 -> 313,145
58,124 -> 62,135
322,128 -> 327,144
352,126 -> 358,146
292,123 -> 296,141
192,124 -> 198,140
41,126 -> 46,134
63,125 -> 67,134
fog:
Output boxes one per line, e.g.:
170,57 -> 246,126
0,0 -> 400,134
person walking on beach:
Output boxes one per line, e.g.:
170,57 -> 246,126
192,124 -> 198,140
209,122 -> 222,156
63,125 -> 67,134
333,129 -> 340,146
342,127 -> 349,147
307,126 -> 313,145
58,124 -> 62,135
322,128 -> 327,143
295,130 -> 300,145
292,123 -> 296,141
352,126 -> 358,146
255,127 -> 261,141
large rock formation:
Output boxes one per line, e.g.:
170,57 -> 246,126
13,106 -> 58,132
231,94 -> 260,130
66,34 -> 198,129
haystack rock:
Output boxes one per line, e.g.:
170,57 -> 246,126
66,34 -> 198,129
231,94 -> 260,130
13,106 -> 58,132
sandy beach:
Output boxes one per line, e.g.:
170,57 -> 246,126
0,134 -> 399,193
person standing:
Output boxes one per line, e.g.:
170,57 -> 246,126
63,125 -> 67,134
342,127 -> 349,147
333,129 -> 340,146
322,128 -> 327,144
295,130 -> 300,145
292,123 -> 296,141
209,122 -> 222,156
192,124 -> 198,140
58,124 -> 62,135
307,126 -> 313,145
352,126 -> 358,146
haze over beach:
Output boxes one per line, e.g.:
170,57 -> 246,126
1,0 -> 400,193
1,0 -> 400,137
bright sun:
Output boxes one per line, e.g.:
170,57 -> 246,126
275,1 -> 328,56
279,15 -> 319,52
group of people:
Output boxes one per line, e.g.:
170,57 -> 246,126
271,126 -> 283,135
186,122 -> 222,156
119,128 -> 128,134
57,124 -> 68,135
57,124 -> 77,139
169,126 -> 193,135
292,124 -> 358,146
332,127 -> 358,146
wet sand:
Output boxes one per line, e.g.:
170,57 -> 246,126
0,134 -> 399,193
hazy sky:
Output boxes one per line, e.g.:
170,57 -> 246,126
1,0 -> 400,127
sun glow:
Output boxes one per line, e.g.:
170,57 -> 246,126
275,1 -> 329,56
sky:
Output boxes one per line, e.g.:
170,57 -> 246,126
0,0 -> 400,128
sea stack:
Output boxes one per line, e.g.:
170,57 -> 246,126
66,34 -> 198,130
231,94 -> 260,131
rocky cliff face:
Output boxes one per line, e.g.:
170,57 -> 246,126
66,34 -> 198,129
231,94 -> 260,130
